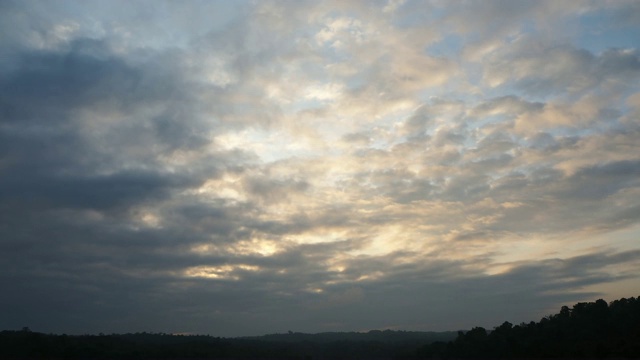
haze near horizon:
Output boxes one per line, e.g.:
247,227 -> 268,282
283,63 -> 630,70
1,0 -> 639,337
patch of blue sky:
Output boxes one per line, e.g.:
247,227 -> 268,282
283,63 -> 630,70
311,41 -> 354,76
72,0 -> 248,50
425,33 -> 462,58
544,127 -> 594,143
575,11 -> 640,54
518,18 -> 537,37
391,2 -> 446,30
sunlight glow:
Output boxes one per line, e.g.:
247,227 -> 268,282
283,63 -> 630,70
183,264 -> 261,280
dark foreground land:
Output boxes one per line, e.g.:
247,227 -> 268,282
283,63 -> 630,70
1,296 -> 639,359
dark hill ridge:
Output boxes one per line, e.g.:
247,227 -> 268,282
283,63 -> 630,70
1,296 -> 639,358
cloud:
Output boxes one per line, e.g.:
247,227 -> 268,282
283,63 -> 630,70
0,0 -> 639,337
480,38 -> 640,95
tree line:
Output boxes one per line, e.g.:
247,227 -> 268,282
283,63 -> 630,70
1,296 -> 638,358
418,296 -> 640,358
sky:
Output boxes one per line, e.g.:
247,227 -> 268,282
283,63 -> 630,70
1,0 -> 640,337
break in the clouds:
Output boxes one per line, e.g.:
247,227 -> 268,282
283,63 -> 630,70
1,0 -> 640,336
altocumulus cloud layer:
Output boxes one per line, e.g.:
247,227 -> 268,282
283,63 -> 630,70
1,0 -> 640,336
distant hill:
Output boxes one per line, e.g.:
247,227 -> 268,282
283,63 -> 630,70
0,328 -> 456,359
1,296 -> 638,358
245,329 -> 457,343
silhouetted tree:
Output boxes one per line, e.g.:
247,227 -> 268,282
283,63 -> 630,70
417,296 -> 640,358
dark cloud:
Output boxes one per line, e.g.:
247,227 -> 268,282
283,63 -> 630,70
0,36 -> 244,213
526,132 -> 557,150
472,96 -> 544,119
597,48 -> 640,78
402,105 -> 431,138
482,39 -> 640,95
0,170 -> 195,211
1,42 -> 138,120
610,1 -> 640,26
341,131 -> 372,145
244,175 -> 310,204
558,160 -> 640,200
